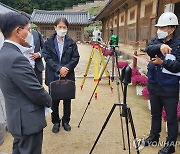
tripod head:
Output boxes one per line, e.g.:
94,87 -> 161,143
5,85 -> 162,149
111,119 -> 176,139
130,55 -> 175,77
121,66 -> 132,85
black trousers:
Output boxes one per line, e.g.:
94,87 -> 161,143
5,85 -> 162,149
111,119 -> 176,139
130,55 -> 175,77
51,99 -> 71,124
150,93 -> 178,144
12,130 -> 43,154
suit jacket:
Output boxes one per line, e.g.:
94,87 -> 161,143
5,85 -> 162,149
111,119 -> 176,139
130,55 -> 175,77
43,33 -> 80,86
0,89 -> 6,124
0,42 -> 52,136
32,29 -> 44,72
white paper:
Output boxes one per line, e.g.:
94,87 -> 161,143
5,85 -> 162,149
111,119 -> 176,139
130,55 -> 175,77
45,107 -> 53,116
165,54 -> 176,60
24,47 -> 35,68
162,54 -> 180,76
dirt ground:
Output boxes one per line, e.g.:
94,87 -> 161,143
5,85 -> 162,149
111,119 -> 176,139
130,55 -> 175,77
0,44 -> 180,154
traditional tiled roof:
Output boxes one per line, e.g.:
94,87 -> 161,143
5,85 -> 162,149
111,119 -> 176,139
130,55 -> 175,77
0,2 -> 18,14
0,2 -> 30,18
31,9 -> 91,25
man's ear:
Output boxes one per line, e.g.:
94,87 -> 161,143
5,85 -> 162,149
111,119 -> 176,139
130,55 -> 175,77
15,27 -> 21,35
170,26 -> 175,33
54,26 -> 57,31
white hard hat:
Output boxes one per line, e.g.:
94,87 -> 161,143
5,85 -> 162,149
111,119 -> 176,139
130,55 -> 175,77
155,12 -> 179,27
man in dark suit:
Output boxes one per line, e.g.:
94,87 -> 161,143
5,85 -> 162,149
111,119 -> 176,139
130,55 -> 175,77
30,29 -> 44,85
43,18 -> 80,133
0,12 -> 52,154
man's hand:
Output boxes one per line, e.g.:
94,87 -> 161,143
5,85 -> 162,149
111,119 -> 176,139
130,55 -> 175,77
151,55 -> 163,65
160,44 -> 172,56
30,53 -> 40,60
59,67 -> 69,77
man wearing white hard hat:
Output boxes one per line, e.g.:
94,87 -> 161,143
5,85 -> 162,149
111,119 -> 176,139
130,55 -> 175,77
144,12 -> 180,154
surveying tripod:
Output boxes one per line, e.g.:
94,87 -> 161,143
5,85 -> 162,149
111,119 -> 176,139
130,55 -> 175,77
78,46 -> 124,127
80,42 -> 113,99
89,65 -> 140,154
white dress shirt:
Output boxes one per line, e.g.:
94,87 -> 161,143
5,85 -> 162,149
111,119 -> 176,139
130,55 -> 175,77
5,40 -> 35,68
0,32 -> 4,49
57,37 -> 64,62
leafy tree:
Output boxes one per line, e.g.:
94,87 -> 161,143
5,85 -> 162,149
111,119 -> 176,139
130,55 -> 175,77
0,0 -> 94,13
14,0 -> 33,13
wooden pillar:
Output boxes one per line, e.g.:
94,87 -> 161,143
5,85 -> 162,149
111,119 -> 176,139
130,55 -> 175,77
135,0 -> 141,48
103,19 -> 107,42
81,26 -> 84,41
107,17 -> 110,43
157,0 -> 164,21
117,9 -> 120,39
147,16 -> 155,42
111,13 -> 114,32
124,5 -> 128,44
133,51 -> 137,68
102,19 -> 105,41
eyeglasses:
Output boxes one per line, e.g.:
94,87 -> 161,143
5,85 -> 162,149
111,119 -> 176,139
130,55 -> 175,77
18,27 -> 31,33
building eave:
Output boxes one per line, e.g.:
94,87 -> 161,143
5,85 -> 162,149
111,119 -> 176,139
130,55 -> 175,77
94,0 -> 129,21
0,2 -> 30,17
94,0 -> 114,20
0,2 -> 18,13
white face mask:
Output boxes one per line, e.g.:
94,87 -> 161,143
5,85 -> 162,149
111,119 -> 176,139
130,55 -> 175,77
25,32 -> 33,46
0,32 -> 4,49
157,29 -> 168,39
19,31 -> 33,47
57,29 -> 67,37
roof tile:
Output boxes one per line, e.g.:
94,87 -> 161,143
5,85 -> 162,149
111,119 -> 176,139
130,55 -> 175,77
31,10 -> 91,25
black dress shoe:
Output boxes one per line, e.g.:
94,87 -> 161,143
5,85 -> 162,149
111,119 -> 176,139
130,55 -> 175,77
144,134 -> 159,146
158,145 -> 175,154
52,123 -> 60,133
62,123 -> 71,131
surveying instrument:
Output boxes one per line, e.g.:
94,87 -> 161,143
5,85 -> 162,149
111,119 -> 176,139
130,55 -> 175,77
78,32 -> 140,153
80,28 -> 113,99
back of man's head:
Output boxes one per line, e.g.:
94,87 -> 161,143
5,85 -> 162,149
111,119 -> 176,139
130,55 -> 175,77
0,12 -> 29,39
